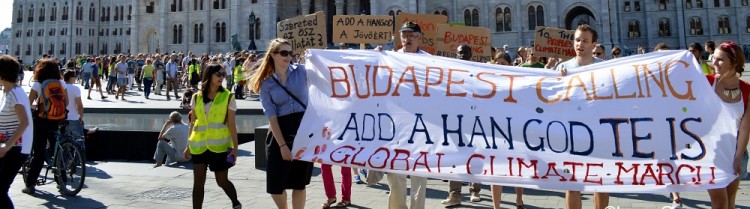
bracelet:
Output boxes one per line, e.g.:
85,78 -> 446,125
279,144 -> 287,148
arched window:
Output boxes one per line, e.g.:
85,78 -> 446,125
215,22 -> 221,42
101,6 -> 105,21
714,0 -> 720,7
536,5 -> 544,27
658,18 -> 671,36
89,4 -> 96,22
128,5 -> 132,20
718,16 -> 731,34
725,0 -> 730,7
178,25 -> 183,44
194,24 -> 199,43
628,20 -> 641,38
62,4 -> 69,20
659,0 -> 667,10
696,0 -> 704,7
114,6 -> 119,21
106,7 -> 110,21
528,6 -> 536,30
690,17 -> 703,35
527,5 -> 544,30
17,6 -> 23,23
39,4 -> 45,22
173,25 -> 179,44
28,5 -> 34,22
434,9 -> 448,18
686,0 -> 693,8
464,9 -> 479,27
199,23 -> 204,43
746,16 -> 750,33
743,0 -> 749,6
495,6 -> 512,32
389,10 -> 394,16
221,22 -> 226,42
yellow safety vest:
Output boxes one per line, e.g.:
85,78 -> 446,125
189,64 -> 201,81
188,89 -> 233,154
233,65 -> 244,83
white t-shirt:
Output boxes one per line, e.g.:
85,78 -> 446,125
65,83 -> 81,120
0,87 -> 34,154
115,62 -> 128,78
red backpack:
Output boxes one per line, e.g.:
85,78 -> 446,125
36,79 -> 67,121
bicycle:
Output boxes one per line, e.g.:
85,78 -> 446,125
20,122 -> 86,196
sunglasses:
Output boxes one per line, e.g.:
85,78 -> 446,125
274,50 -> 293,57
214,72 -> 227,77
594,52 -> 603,55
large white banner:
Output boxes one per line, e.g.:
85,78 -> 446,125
292,50 -> 739,193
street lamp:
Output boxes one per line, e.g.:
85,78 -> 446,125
248,12 -> 257,51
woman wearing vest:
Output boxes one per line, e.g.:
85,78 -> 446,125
188,59 -> 201,91
0,56 -> 33,208
23,59 -> 69,195
233,58 -> 246,99
250,38 -> 313,209
182,63 -> 241,209
141,59 -> 155,99
706,42 -> 749,209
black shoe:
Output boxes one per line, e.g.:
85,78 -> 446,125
21,187 -> 35,195
87,96 -> 92,100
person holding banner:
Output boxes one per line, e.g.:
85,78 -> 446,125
689,43 -> 714,74
706,41 -> 749,209
251,38 -> 314,209
374,21 -> 429,209
554,24 -> 607,209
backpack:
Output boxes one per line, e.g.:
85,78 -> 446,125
36,79 -> 67,121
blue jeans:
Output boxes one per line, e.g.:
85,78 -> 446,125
142,78 -> 153,98
107,76 -> 116,92
83,72 -> 91,89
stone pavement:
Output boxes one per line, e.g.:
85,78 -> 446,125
8,141 -> 750,209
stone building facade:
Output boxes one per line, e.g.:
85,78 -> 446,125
10,0 -> 750,61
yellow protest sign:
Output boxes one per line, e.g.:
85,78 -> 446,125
333,15 -> 394,44
277,11 -> 327,54
435,24 -> 492,62
533,26 -> 576,60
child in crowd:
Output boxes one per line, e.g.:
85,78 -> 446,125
180,89 -> 194,109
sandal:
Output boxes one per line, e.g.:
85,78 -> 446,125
321,198 -> 336,209
334,201 -> 351,208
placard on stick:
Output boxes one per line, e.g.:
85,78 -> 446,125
395,13 -> 448,54
277,11 -> 327,54
533,26 -> 575,60
333,15 -> 394,44
435,24 -> 492,63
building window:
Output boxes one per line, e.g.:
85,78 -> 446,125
39,4 -> 45,22
628,20 -> 641,38
16,7 -> 22,23
128,5 -> 132,20
495,7 -> 512,32
215,22 -> 227,42
718,16 -> 731,34
252,0 -> 258,3
725,0 -> 731,6
625,1 -> 631,12
38,44 -> 43,55
173,25 -> 179,44
634,1 -> 641,11
659,0 -> 667,10
51,3 -> 57,21
686,0 -> 692,8
28,5 -> 33,22
89,4 -> 95,21
464,9 -> 479,27
433,9 -> 448,18
696,0 -> 704,7
690,17 -> 703,35
180,0 -> 184,11
114,6 -> 119,21
527,5 -> 544,30
746,16 -> 750,33
76,5 -> 83,21
213,0 -> 225,9
743,0 -> 749,6
714,0 -> 720,7
146,2 -> 155,13
255,18 -> 261,40
194,23 -> 204,43
658,18 -> 671,37
171,0 -> 177,12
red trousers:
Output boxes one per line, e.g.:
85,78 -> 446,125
321,164 -> 352,201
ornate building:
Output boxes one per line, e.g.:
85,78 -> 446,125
10,0 -> 750,61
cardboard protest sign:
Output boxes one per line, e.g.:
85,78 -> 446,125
277,11 -> 327,54
435,24 -> 492,62
533,26 -> 576,60
395,13 -> 448,54
295,49 -> 737,193
333,15 -> 394,44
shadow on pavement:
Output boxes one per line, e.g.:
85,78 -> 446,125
86,165 -> 112,179
31,191 -> 107,209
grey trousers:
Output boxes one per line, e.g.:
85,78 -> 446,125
153,140 -> 181,164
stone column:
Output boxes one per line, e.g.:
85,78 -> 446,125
300,0 -> 311,15
347,0 -> 357,15
335,0 -> 344,15
130,0 -> 139,53
160,0 -> 167,53
231,0 -> 239,41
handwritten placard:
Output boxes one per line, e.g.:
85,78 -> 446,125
533,26 -> 575,59
277,11 -> 328,54
395,13 -> 448,54
333,15 -> 394,44
435,24 -> 492,62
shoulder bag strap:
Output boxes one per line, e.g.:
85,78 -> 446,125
271,76 -> 307,109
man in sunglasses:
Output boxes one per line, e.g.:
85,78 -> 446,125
593,44 -> 606,60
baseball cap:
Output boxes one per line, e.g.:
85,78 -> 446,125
400,21 -> 422,34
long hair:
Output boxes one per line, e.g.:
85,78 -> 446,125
200,63 -> 226,103
249,38 -> 291,93
34,58 -> 62,82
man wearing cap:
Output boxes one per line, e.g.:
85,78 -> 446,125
378,21 -> 429,209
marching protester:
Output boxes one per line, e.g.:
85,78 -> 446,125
183,63 -> 241,209
0,56 -> 32,208
513,47 -> 528,66
24,58 -> 69,195
166,55 -> 181,101
705,40 -> 717,62
141,59 -> 155,99
519,48 -> 544,68
554,24 -> 607,209
593,44 -> 606,60
707,41 -> 748,209
252,38 -> 313,209
442,44 -> 484,207
88,58 -> 107,100
690,42 -> 714,74
114,55 -> 129,101
611,47 -> 622,59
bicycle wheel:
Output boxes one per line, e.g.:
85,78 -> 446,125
20,154 -> 33,186
54,142 -> 86,196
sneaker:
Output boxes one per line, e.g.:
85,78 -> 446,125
470,192 -> 481,202
21,187 -> 35,195
440,195 -> 461,206
671,201 -> 683,209
353,175 -> 365,184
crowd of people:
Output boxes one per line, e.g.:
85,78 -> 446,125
0,20 -> 746,209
